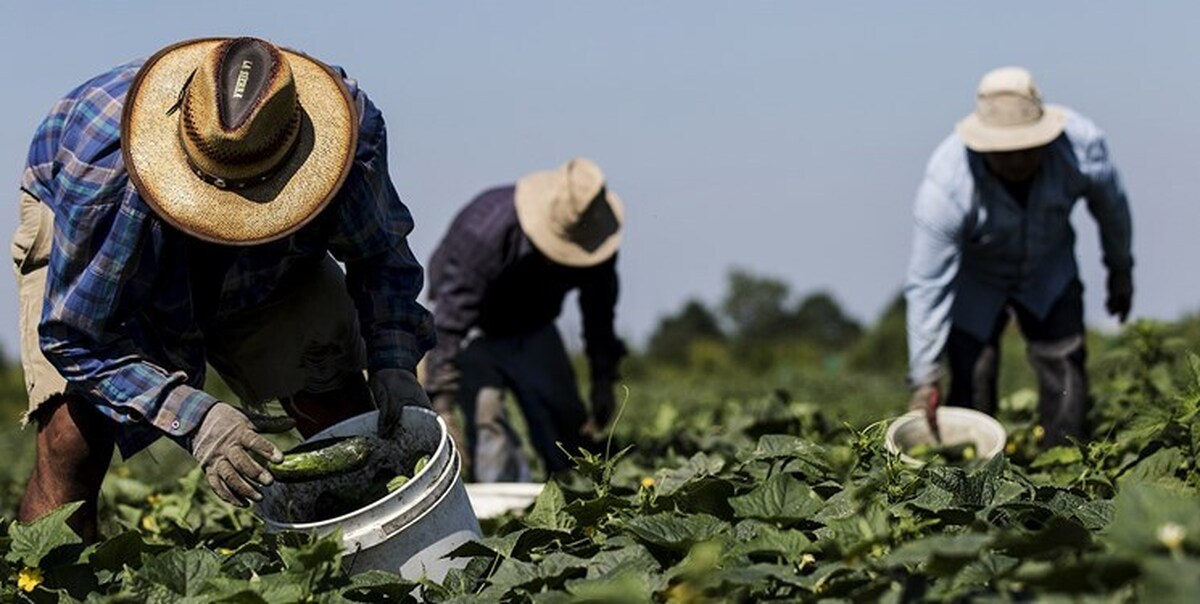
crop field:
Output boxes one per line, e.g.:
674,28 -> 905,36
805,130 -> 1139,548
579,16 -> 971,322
1,318 -> 1200,602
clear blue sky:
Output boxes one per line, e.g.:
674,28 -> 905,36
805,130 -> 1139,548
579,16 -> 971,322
1,1 -> 1197,356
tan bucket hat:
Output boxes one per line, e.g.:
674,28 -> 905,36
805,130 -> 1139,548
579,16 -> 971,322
514,158 -> 624,267
122,37 -> 357,245
956,67 -> 1067,153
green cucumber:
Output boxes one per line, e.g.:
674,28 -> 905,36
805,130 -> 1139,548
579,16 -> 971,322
386,474 -> 410,492
269,436 -> 371,483
413,455 -> 430,476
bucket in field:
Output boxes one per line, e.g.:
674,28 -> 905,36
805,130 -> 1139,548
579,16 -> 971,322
884,407 -> 1007,467
257,408 -> 481,582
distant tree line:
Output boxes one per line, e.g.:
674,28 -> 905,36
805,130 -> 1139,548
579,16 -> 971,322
644,268 -> 907,375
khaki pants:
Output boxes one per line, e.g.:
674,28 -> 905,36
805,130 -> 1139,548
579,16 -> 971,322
11,192 -> 366,424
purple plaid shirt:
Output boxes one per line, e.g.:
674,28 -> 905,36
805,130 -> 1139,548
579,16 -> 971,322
21,59 -> 434,455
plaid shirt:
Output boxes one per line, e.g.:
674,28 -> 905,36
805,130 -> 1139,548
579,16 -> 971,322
426,186 -> 624,395
21,59 -> 434,455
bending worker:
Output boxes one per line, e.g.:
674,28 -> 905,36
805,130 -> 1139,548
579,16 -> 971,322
13,37 -> 434,539
905,67 -> 1133,447
426,158 -> 627,482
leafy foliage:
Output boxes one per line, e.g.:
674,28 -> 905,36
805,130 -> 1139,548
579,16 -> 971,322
1,321 -> 1199,601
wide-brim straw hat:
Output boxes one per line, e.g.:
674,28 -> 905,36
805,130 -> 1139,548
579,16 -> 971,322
514,158 -> 624,267
122,37 -> 357,245
955,66 -> 1067,153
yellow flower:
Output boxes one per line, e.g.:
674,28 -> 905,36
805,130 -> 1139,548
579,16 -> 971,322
141,515 -> 159,532
1033,426 -> 1046,440
1158,522 -> 1186,553
146,494 -> 163,506
1005,442 -> 1017,455
641,476 -> 656,489
217,547 -> 236,556
18,567 -> 43,593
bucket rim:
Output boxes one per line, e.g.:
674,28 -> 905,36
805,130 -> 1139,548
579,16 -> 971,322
258,408 -> 451,530
884,407 -> 1007,467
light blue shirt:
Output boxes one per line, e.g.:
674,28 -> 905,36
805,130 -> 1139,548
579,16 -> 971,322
904,108 -> 1132,386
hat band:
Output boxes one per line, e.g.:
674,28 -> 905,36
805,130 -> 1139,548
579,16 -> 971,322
177,123 -> 302,190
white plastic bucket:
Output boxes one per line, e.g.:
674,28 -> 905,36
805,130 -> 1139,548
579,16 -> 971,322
465,483 -> 544,519
884,407 -> 1007,467
257,408 -> 481,582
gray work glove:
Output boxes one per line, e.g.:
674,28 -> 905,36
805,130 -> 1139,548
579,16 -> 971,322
371,368 -> 432,438
189,402 -> 283,507
908,382 -> 942,442
1106,269 -> 1133,323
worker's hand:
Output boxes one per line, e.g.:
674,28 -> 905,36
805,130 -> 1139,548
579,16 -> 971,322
189,402 -> 282,507
1106,269 -> 1133,323
909,382 -> 941,440
590,380 -> 617,429
370,368 -> 432,439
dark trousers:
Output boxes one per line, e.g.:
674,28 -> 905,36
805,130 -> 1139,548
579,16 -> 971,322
946,280 -> 1088,447
456,323 -> 590,482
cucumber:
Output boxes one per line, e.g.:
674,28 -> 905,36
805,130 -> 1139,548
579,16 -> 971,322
907,441 -> 978,464
269,436 -> 371,483
413,455 -> 430,476
386,474 -> 410,492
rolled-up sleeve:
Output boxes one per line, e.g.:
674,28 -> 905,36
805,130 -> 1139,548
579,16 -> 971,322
37,84 -> 215,448
904,175 -> 965,387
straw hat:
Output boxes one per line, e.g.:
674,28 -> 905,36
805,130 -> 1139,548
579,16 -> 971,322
955,67 -> 1067,153
121,37 -> 357,245
514,158 -> 624,267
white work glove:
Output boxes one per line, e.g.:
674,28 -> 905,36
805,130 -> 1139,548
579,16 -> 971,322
370,368 -> 432,438
189,402 -> 283,507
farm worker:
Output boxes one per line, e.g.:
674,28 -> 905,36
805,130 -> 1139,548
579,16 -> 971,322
425,158 -> 627,482
12,37 -> 435,538
905,67 -> 1133,447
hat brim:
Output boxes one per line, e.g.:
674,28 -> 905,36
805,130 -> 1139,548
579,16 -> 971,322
122,38 -> 357,245
955,104 -> 1067,153
514,169 -> 624,268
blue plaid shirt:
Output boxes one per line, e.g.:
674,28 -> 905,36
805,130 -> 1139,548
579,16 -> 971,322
21,59 -> 435,455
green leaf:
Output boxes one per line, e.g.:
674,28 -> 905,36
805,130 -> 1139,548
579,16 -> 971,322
564,570 -> 656,604
199,577 -> 270,604
563,494 -> 631,527
1118,447 -> 1186,487
584,544 -> 661,580
341,569 -> 418,601
135,548 -> 221,598
89,531 -> 168,573
1030,446 -> 1083,469
486,551 -> 588,593
993,515 -> 1093,558
623,513 -> 730,552
525,482 -> 576,531
886,533 -> 992,566
654,452 -> 725,496
1105,481 -> 1200,555
278,532 -> 343,574
6,501 -> 84,567
447,527 -> 568,560
728,520 -> 814,562
1139,557 -> 1200,604
728,473 -> 824,523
